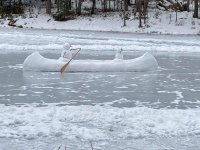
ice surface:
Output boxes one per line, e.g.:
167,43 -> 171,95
0,29 -> 200,149
0,28 -> 200,55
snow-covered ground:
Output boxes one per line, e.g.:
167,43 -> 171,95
1,9 -> 200,34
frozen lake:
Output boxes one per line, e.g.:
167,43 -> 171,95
0,52 -> 200,109
0,28 -> 200,149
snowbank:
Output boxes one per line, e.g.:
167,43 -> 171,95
0,11 -> 200,35
0,104 -> 200,141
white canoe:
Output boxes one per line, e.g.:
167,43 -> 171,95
23,52 -> 158,72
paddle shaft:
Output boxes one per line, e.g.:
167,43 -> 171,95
60,48 -> 81,73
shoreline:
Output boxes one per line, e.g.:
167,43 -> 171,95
1,11 -> 200,35
1,25 -> 200,36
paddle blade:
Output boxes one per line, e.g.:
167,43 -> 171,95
60,62 -> 69,74
60,48 -> 81,74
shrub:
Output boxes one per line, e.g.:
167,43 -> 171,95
53,11 -> 75,21
0,5 -> 24,17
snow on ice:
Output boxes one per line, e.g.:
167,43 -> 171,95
0,104 -> 200,141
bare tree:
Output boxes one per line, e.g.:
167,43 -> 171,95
77,0 -> 82,15
193,0 -> 198,18
187,0 -> 190,12
138,0 -> 142,27
91,0 -> 96,14
108,0 -> 111,10
125,0 -> 128,11
123,0 -> 126,26
46,0 -> 51,14
69,0 -> 71,9
116,0 -> 119,10
103,0 -> 107,12
143,0 -> 148,24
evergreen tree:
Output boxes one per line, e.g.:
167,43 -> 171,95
59,0 -> 70,15
54,0 -> 72,21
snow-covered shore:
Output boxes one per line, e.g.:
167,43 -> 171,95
1,11 -> 200,35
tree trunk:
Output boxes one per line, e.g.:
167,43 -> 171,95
193,0 -> 198,18
116,0 -> 119,10
57,0 -> 60,12
91,0 -> 96,14
125,0 -> 128,11
75,0 -> 78,14
104,0 -> 107,12
143,0 -> 147,24
46,0 -> 51,14
77,0 -> 82,15
69,0 -> 71,10
176,3 -> 178,22
138,0 -> 142,27
109,0 -> 111,10
187,0 -> 190,12
123,0 -> 126,26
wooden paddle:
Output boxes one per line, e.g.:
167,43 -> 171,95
60,48 -> 81,73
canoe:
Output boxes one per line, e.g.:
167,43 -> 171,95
23,52 -> 158,72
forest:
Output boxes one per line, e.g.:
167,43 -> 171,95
0,0 -> 199,25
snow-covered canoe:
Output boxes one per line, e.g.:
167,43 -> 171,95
23,52 -> 158,72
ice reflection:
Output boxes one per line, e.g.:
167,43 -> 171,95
23,71 -> 61,84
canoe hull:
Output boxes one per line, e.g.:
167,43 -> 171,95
23,52 -> 158,72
